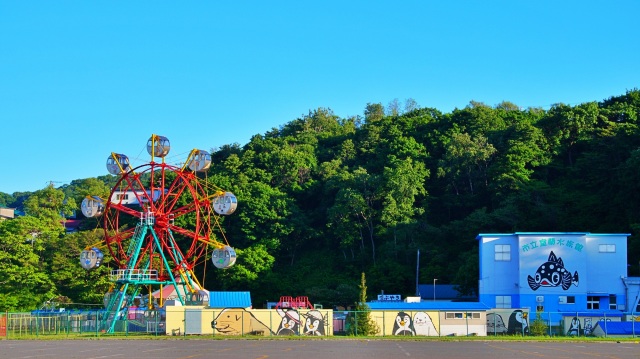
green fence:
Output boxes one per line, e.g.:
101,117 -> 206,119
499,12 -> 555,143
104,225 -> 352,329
1,309 -> 638,338
1,310 -> 164,338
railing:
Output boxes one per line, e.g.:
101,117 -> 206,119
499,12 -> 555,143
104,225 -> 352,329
110,269 -> 158,282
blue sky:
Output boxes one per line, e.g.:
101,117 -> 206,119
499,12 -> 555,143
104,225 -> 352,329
1,1 -> 639,194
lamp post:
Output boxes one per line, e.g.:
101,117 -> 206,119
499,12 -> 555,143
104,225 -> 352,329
433,278 -> 438,301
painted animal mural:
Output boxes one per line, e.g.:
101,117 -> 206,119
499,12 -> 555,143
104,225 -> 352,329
413,311 -> 438,336
393,311 -> 416,336
486,313 -> 508,334
583,318 -> 593,336
303,310 -> 326,336
527,251 -> 579,291
212,308 -> 273,336
567,316 -> 581,335
507,310 -> 528,335
276,308 -> 301,335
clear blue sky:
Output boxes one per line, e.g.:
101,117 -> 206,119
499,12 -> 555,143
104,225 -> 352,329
1,1 -> 639,194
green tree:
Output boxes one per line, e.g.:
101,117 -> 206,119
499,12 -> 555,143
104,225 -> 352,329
529,312 -> 549,336
44,230 -> 112,304
437,132 -> 496,195
364,103 -> 384,123
23,185 -> 76,223
347,272 -> 379,336
0,216 -> 58,311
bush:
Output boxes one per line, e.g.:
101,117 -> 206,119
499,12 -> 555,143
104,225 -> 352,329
529,312 -> 549,336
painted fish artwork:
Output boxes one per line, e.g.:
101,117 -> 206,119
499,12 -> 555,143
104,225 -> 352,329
527,251 -> 579,291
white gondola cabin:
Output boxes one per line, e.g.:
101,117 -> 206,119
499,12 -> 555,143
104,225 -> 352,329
80,247 -> 104,270
147,135 -> 170,158
81,196 -> 104,218
106,153 -> 131,175
211,246 -> 237,269
187,149 -> 212,172
213,192 -> 237,215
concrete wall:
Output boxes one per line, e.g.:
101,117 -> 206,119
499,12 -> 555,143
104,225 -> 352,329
166,307 -> 334,336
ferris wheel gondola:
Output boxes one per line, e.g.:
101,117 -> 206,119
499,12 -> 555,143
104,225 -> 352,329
80,247 -> 104,270
81,196 -> 105,218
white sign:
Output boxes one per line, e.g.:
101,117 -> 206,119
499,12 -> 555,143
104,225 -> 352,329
377,294 -> 401,301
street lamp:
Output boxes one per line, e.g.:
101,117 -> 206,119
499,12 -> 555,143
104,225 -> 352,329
433,278 -> 438,301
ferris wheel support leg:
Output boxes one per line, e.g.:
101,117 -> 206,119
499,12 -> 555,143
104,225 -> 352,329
149,229 -> 186,306
100,283 -> 130,334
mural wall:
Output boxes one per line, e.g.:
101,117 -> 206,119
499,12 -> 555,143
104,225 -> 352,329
168,307 -> 576,337
165,307 -> 332,336
370,311 -> 440,336
519,236 -> 586,295
486,309 -> 529,335
562,315 -> 620,336
369,310 -> 486,336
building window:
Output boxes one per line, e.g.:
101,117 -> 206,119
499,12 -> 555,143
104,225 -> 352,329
587,296 -> 600,310
495,244 -> 511,261
496,296 -> 511,308
609,295 -> 617,310
598,244 -> 616,253
559,296 -> 575,304
445,312 -> 480,319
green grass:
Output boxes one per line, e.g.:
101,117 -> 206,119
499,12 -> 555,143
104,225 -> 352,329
2,333 -> 640,342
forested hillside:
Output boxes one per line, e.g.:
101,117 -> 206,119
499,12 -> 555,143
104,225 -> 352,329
2,90 -> 640,311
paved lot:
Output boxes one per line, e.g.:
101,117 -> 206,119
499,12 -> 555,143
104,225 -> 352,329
0,339 -> 638,359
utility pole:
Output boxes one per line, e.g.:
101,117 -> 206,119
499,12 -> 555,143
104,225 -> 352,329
415,250 -> 420,297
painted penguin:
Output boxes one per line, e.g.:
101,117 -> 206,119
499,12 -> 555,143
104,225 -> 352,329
303,310 -> 325,336
527,251 -> 579,291
413,311 -> 438,336
276,308 -> 300,335
567,317 -> 580,336
393,311 -> 415,336
507,310 -> 529,335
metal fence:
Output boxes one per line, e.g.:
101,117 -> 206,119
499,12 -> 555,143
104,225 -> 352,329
0,310 -> 165,338
1,310 -> 638,338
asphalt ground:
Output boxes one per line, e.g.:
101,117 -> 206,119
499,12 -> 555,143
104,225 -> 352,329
0,339 -> 638,359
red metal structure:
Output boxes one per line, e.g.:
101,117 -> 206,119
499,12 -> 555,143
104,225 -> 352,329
275,296 -> 314,309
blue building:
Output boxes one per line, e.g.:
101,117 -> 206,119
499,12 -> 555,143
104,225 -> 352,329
477,232 -> 640,320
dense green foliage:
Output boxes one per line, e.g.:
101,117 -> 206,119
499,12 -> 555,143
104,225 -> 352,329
2,90 -> 640,311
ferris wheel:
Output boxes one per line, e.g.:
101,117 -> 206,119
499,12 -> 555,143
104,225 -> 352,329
79,134 -> 237,333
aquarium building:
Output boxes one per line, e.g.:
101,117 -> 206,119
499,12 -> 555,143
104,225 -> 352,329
477,232 -> 640,319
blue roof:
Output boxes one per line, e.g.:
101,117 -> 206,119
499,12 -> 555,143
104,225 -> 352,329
417,284 -> 476,300
594,321 -> 640,335
367,301 -> 490,311
209,291 -> 252,308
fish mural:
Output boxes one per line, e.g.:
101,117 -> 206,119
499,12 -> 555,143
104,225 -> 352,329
527,251 -> 579,291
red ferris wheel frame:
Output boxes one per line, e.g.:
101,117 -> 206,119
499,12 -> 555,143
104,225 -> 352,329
103,161 -> 222,282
